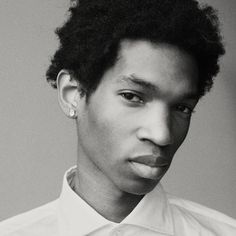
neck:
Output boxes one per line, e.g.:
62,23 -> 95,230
74,164 -> 144,223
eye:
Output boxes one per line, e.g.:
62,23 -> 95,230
176,104 -> 194,115
120,92 -> 144,104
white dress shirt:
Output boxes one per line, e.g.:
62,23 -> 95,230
1,166 -> 236,236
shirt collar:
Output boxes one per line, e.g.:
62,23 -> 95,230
58,166 -> 174,236
121,183 -> 174,235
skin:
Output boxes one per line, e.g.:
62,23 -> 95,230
58,40 -> 199,222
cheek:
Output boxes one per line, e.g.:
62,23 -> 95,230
80,101 -> 126,162
172,118 -> 191,151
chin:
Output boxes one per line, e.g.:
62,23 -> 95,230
121,178 -> 160,196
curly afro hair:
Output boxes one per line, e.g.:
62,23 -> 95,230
46,0 -> 225,97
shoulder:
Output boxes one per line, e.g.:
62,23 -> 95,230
167,193 -> 236,235
0,200 -> 59,236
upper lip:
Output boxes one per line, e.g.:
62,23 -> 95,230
130,155 -> 170,167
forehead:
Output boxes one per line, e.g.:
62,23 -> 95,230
120,40 -> 197,79
102,40 -> 199,100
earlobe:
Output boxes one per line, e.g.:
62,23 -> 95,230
56,70 -> 80,119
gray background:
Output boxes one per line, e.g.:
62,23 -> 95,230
0,0 -> 235,221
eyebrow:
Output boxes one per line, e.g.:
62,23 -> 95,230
118,74 -> 200,100
119,74 -> 159,93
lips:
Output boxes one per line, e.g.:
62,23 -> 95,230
130,155 -> 170,167
129,155 -> 170,180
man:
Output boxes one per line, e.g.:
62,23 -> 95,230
1,0 -> 236,235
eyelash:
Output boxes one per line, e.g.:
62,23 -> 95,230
120,91 -> 195,115
120,91 -> 144,104
175,104 -> 195,115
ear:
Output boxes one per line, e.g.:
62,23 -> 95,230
56,70 -> 82,119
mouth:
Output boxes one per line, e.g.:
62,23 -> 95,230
130,155 -> 170,167
129,155 -> 170,180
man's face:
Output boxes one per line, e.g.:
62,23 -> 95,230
76,40 -> 199,195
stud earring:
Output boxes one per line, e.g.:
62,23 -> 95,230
70,0 -> 78,8
69,109 -> 77,118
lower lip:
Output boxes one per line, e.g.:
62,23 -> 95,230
129,161 -> 169,180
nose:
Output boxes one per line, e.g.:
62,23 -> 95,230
136,105 -> 173,147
